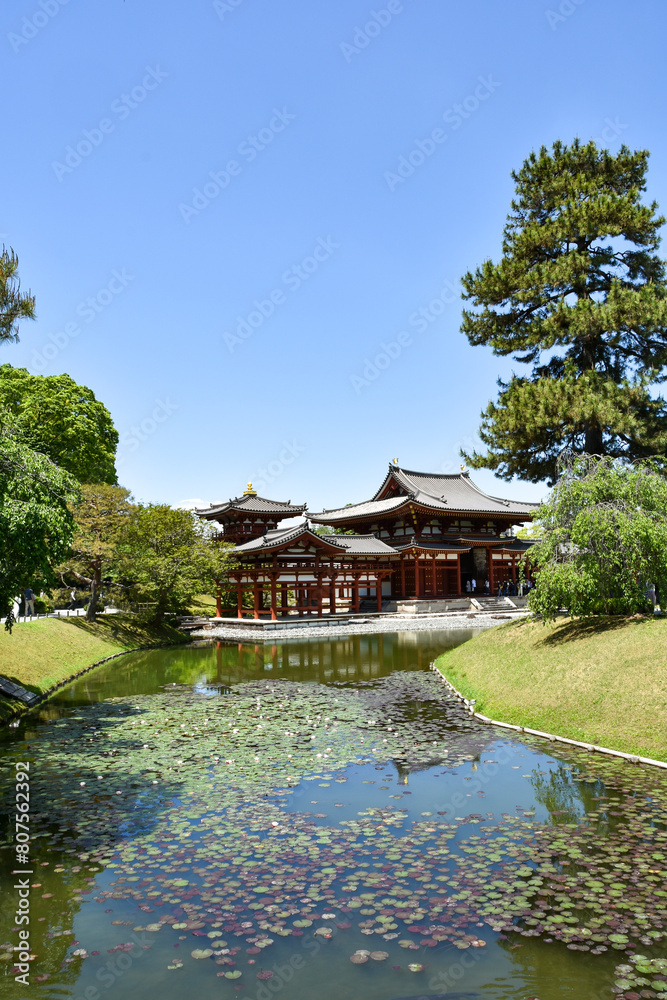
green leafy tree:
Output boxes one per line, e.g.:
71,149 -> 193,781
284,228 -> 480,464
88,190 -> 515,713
0,412 -> 80,627
58,484 -> 133,621
460,140 -> 667,484
528,453 -> 667,620
119,505 -> 236,626
0,247 -> 35,344
0,365 -> 118,484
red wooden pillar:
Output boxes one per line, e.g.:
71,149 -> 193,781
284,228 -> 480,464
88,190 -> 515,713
511,557 -> 517,585
376,575 -> 383,613
330,574 -> 337,616
400,556 -> 406,597
215,582 -> 223,618
414,553 -> 420,598
253,578 -> 261,619
457,555 -> 462,596
432,554 -> 438,596
281,583 -> 288,614
353,574 -> 360,613
316,575 -> 323,618
270,575 -> 277,621
236,580 -> 243,619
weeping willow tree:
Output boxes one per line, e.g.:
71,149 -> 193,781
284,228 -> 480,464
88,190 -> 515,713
527,453 -> 667,620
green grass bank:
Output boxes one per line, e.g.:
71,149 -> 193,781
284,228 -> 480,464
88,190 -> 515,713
0,615 -> 187,723
435,615 -> 667,761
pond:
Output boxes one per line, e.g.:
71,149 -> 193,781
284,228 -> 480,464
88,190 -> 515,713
1,629 -> 666,1000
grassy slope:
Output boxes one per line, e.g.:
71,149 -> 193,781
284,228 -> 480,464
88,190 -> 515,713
0,615 -> 187,717
435,615 -> 667,761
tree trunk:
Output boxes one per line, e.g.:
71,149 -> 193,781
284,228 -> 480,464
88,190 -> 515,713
86,559 -> 101,622
584,423 -> 603,455
150,595 -> 168,628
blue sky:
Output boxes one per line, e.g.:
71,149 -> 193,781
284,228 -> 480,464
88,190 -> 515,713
3,0 -> 666,513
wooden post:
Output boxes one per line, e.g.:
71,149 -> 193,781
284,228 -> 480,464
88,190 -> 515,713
376,574 -> 383,613
414,553 -> 420,598
400,556 -> 406,597
216,582 -> 223,618
253,578 -> 260,620
330,573 -> 337,616
237,580 -> 243,619
457,554 -> 462,596
353,574 -> 360,613
432,554 -> 437,596
270,574 -> 277,621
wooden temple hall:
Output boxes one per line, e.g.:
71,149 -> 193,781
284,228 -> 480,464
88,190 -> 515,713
195,463 -> 538,619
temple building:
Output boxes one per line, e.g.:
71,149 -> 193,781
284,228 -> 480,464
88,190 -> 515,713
195,463 -> 538,619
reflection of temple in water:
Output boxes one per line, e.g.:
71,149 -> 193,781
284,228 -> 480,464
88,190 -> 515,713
212,630 -> 474,686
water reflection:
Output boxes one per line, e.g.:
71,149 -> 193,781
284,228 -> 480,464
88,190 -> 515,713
46,629 -> 481,707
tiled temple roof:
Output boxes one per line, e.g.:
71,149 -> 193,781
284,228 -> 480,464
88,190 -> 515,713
234,523 -> 340,553
310,464 -> 539,523
392,538 -> 472,553
196,495 -> 307,521
326,534 -> 398,555
233,524 -> 399,557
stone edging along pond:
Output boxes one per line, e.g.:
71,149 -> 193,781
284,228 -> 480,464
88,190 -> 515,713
430,660 -> 667,772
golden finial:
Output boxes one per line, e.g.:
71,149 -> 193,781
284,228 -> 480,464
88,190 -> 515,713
393,457 -> 399,465
460,464 -> 467,472
243,483 -> 257,495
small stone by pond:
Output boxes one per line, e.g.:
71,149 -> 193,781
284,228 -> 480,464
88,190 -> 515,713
0,631 -> 665,999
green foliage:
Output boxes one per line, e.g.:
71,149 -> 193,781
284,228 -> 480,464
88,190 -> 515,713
118,505 -> 236,626
528,453 -> 667,620
0,365 -> 119,484
0,411 -> 80,625
58,484 -> 134,621
460,140 -> 667,483
0,247 -> 35,345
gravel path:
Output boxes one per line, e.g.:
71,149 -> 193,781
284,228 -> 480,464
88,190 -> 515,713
192,610 -> 528,641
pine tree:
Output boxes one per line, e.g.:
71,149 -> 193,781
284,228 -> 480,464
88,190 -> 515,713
0,247 -> 35,344
460,140 -> 667,484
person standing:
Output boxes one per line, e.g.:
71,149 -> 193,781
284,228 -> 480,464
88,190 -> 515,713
471,577 -> 477,594
68,589 -> 77,611
24,586 -> 35,618
484,579 -> 490,595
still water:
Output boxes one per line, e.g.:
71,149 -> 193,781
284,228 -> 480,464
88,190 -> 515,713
1,630 -> 666,1000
